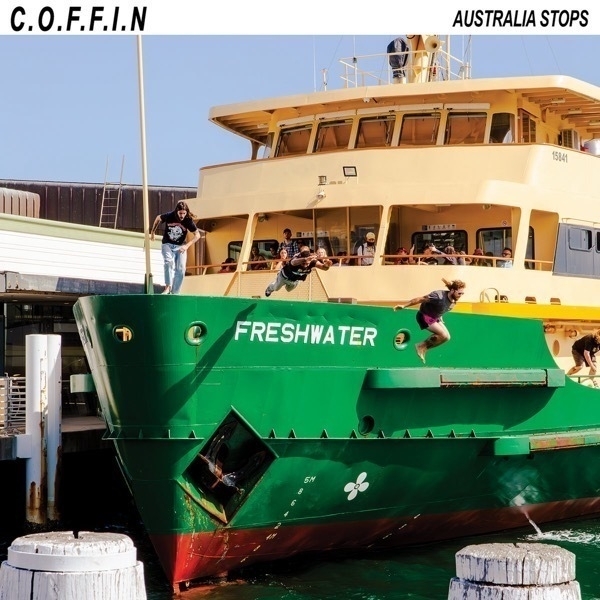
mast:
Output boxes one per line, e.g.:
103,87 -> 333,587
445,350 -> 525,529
136,35 -> 153,294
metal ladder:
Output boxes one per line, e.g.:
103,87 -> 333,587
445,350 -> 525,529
99,156 -> 124,228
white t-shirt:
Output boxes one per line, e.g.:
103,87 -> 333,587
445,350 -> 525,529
358,243 -> 375,265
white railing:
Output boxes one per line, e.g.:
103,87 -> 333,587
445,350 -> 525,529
337,45 -> 470,89
0,376 -> 26,433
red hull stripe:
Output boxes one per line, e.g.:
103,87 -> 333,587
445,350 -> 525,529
150,496 -> 600,584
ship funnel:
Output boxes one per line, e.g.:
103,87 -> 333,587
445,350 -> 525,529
424,36 -> 441,53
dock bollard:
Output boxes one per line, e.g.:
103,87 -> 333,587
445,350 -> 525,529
448,542 -> 581,599
0,531 -> 147,600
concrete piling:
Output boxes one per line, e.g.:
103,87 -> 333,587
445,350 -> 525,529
0,531 -> 146,599
448,542 -> 581,599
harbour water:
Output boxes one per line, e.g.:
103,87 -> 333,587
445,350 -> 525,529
137,518 -> 600,599
2,454 -> 600,599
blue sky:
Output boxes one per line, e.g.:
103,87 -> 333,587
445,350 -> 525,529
0,35 -> 598,188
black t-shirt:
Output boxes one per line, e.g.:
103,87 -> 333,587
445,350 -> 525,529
419,290 -> 455,319
572,334 -> 600,357
282,257 -> 317,281
160,210 -> 198,246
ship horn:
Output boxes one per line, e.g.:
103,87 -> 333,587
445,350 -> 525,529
424,36 -> 441,53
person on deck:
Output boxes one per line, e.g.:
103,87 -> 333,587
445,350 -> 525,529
567,330 -> 600,384
278,228 -> 300,257
393,278 -> 466,364
265,246 -> 332,297
150,201 -> 200,295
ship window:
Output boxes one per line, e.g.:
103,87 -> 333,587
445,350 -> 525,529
356,115 -> 395,148
275,124 -> 312,157
410,230 -> 468,258
519,110 -> 537,143
314,119 -> 353,153
490,113 -> 514,143
569,228 -> 592,251
398,113 -> 440,146
444,112 -> 486,145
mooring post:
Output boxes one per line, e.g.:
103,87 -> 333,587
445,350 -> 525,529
22,334 -> 62,526
24,335 -> 47,525
0,531 -> 147,599
448,542 -> 581,599
46,334 -> 62,522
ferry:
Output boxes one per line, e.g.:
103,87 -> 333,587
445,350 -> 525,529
73,36 -> 600,590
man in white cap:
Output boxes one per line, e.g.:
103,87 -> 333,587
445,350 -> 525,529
357,231 -> 376,266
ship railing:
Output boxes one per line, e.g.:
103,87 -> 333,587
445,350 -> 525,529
337,46 -> 469,89
572,374 -> 600,388
0,375 -> 26,434
187,256 -> 554,274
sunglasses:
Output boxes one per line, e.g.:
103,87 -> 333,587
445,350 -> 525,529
502,253 -> 511,256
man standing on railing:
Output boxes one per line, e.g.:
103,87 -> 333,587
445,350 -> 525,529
567,330 -> 600,386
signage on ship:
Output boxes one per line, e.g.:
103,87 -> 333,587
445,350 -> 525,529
234,320 -> 377,346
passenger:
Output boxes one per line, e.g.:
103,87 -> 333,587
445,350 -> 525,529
498,247 -> 513,268
271,247 -> 288,271
567,330 -> 600,385
218,257 -> 236,273
420,243 -> 441,265
278,228 -> 300,257
150,200 -> 201,295
393,278 -> 466,364
334,251 -> 350,266
357,232 -> 376,266
470,248 -> 487,267
484,251 -> 494,267
458,250 -> 469,265
248,245 -> 263,270
442,246 -> 459,265
265,246 -> 332,297
395,247 -> 410,265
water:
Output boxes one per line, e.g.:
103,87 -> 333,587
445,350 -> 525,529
3,455 -> 600,599
3,507 -> 600,599
137,517 -> 600,599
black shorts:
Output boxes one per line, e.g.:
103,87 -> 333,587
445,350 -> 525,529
572,350 -> 597,368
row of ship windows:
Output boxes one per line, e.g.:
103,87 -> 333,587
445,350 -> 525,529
274,112 -> 516,156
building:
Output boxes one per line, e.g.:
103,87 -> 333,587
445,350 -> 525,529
0,179 -> 196,407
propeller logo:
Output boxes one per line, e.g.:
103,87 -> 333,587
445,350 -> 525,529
344,472 -> 370,501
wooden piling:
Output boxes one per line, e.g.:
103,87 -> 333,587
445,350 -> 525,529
448,542 -> 581,599
0,531 -> 146,599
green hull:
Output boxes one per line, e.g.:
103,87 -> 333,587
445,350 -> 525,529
73,294 -> 600,585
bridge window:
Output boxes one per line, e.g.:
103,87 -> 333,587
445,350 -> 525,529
490,113 -> 514,143
314,119 -> 353,153
356,115 -> 395,148
444,112 -> 486,145
275,124 -> 312,157
399,113 -> 440,146
519,110 -> 537,143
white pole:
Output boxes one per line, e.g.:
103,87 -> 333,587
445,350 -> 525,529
25,335 -> 47,525
137,35 -> 153,294
46,335 -> 62,522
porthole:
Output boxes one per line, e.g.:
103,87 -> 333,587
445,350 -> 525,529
185,321 -> 207,346
358,415 -> 375,436
552,339 -> 560,356
394,329 -> 411,350
113,326 -> 133,343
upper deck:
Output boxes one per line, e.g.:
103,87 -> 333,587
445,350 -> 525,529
208,37 -> 600,149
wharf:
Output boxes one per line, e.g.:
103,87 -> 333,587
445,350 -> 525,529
0,414 -> 108,461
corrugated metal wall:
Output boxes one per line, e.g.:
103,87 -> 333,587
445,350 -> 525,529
0,187 -> 40,218
0,180 -> 197,233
